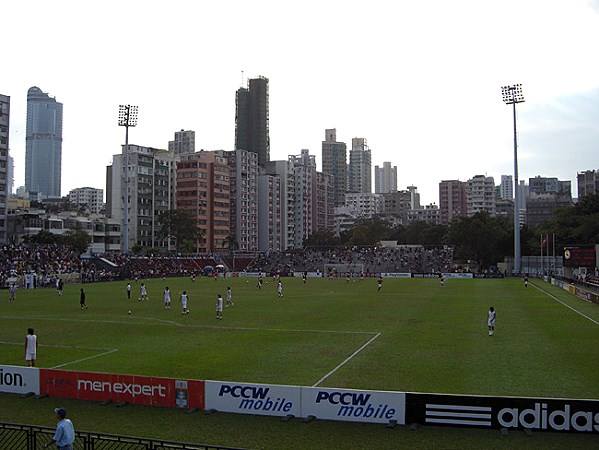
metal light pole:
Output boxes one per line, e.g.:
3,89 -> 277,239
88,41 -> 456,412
501,84 -> 525,275
118,105 -> 138,254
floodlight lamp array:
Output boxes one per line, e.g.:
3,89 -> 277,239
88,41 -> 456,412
118,104 -> 139,127
501,84 -> 525,104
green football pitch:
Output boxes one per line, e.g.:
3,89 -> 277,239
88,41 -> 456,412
1,276 -> 598,399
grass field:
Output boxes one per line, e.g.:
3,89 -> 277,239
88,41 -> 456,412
1,276 -> 598,399
1,275 -> 599,449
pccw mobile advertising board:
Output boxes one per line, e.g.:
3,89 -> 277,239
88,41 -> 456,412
39,369 -> 204,409
406,393 -> 599,433
204,381 -> 301,417
302,387 -> 406,424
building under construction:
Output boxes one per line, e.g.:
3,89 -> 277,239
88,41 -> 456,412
235,76 -> 270,167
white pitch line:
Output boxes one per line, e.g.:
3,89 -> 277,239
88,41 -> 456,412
0,315 -> 376,335
50,349 -> 118,369
0,341 -> 114,351
531,282 -> 599,326
312,332 -> 381,387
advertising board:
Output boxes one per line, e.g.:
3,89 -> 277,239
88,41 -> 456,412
204,381 -> 301,417
39,369 -> 204,409
406,393 -> 599,433
302,387 -> 406,424
0,365 -> 40,395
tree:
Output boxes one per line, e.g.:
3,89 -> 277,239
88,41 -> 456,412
63,227 -> 92,254
347,218 -> 393,246
304,230 -> 340,248
26,230 -> 62,245
157,210 -> 201,252
223,234 -> 240,254
446,212 -> 511,267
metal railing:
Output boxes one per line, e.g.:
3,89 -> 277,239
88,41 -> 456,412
0,422 -> 246,450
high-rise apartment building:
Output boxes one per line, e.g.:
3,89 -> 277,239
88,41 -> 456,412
321,129 -> 347,206
439,180 -> 467,225
106,145 -> 178,251
406,185 -> 420,210
257,171 -> 282,251
235,77 -> 270,166
382,190 -> 412,223
526,176 -> 572,228
500,175 -> 513,200
262,160 -> 295,250
348,138 -> 371,194
25,87 -> 63,199
577,170 -> 599,198
289,150 -> 316,248
467,175 -> 496,216
168,129 -> 195,155
217,149 -> 258,251
0,94 -> 10,243
68,187 -> 104,214
176,151 -> 230,252
313,171 -> 335,233
374,162 -> 397,194
345,193 -> 382,219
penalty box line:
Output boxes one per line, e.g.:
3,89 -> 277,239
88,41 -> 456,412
531,282 -> 599,326
312,332 -> 382,388
0,340 -> 118,369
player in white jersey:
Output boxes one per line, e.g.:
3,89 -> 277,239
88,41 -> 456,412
488,307 -> 496,336
127,283 -> 131,299
163,287 -> 171,309
180,290 -> 189,315
25,328 -> 37,367
140,283 -> 149,301
216,294 -> 223,319
225,287 -> 233,307
277,280 -> 283,297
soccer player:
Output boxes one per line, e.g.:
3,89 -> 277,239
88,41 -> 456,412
127,282 -> 131,299
377,276 -> 383,292
346,272 -> 351,284
277,280 -> 283,297
180,290 -> 189,315
302,271 -> 307,284
488,307 -> 496,336
360,271 -> 365,282
140,283 -> 149,301
80,288 -> 88,310
257,274 -> 263,289
524,274 -> 529,288
440,275 -> 445,287
9,284 -> 16,303
216,294 -> 223,319
163,286 -> 171,309
226,287 -> 234,307
25,328 -> 37,367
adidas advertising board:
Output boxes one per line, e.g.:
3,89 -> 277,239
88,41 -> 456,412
407,393 -> 599,433
302,387 -> 406,424
0,365 -> 40,395
205,381 -> 301,417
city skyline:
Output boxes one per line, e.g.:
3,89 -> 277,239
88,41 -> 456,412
3,0 -> 599,205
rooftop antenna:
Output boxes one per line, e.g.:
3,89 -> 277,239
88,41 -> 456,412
241,70 -> 244,87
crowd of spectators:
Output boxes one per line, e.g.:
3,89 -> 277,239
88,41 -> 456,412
246,246 -> 455,275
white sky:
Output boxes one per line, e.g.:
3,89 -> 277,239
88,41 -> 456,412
3,0 -> 599,205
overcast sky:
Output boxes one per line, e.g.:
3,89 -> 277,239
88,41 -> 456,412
3,0 -> 599,205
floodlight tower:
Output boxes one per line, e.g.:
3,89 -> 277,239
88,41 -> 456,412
501,84 -> 524,275
118,105 -> 138,254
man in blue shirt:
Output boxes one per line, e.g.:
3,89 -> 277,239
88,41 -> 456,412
44,407 -> 75,449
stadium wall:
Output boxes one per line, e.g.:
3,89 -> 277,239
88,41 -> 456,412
2,365 -> 597,433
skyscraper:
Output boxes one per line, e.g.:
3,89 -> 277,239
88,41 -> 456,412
25,87 -> 63,199
500,175 -> 514,200
235,76 -> 270,166
374,162 -> 397,194
321,129 -> 347,206
348,138 -> 371,194
0,94 -> 10,243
